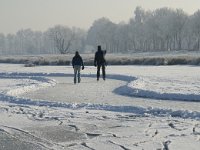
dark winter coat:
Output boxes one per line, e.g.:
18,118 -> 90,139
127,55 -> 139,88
94,50 -> 106,66
72,54 -> 84,67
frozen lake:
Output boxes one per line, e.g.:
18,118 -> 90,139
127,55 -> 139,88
0,64 -> 200,149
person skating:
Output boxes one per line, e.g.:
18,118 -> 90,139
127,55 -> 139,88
72,51 -> 84,84
94,45 -> 107,81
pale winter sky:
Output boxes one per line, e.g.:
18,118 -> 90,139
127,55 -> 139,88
0,0 -> 200,34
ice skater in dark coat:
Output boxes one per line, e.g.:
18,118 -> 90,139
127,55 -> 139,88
72,51 -> 84,84
94,45 -> 107,81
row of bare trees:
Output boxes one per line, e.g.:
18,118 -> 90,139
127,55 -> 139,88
87,7 -> 200,52
0,26 -> 86,55
1,7 -> 200,55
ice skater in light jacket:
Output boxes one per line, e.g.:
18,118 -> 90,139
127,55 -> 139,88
72,51 -> 84,84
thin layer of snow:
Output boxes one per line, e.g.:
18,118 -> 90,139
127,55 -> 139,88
0,64 -> 199,119
127,76 -> 200,101
0,64 -> 200,149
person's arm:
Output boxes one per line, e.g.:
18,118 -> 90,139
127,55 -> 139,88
81,57 -> 84,70
104,50 -> 107,66
72,57 -> 74,68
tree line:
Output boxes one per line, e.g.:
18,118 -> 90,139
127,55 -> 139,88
1,6 -> 200,55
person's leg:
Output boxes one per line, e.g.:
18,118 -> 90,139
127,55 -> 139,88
77,66 -> 81,83
102,65 -> 106,80
74,66 -> 78,84
97,65 -> 101,81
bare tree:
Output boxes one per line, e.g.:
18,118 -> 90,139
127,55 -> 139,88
0,33 -> 5,54
49,25 -> 75,54
191,10 -> 200,50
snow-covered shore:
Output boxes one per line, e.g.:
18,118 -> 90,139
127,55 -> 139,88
0,64 -> 200,149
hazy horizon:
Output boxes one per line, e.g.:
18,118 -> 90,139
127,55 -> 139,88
1,0 -> 200,34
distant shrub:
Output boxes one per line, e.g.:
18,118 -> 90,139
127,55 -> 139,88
155,58 -> 165,65
24,62 -> 35,67
131,59 -> 144,65
1,53 -> 200,66
56,60 -> 70,65
145,58 -> 165,65
37,59 -> 50,65
32,60 -> 39,65
19,59 -> 29,64
190,58 -> 200,65
84,59 -> 94,65
143,58 -> 157,65
5,58 -> 18,63
167,58 -> 188,65
56,60 -> 65,65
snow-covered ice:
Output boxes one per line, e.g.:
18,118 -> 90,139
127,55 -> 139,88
0,64 -> 200,150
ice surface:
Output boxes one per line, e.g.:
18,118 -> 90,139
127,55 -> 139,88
0,64 -> 199,149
